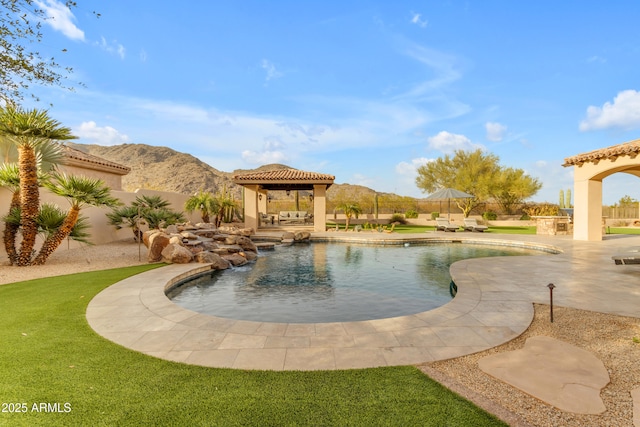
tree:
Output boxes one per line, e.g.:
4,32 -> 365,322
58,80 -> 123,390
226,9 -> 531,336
31,173 -> 119,265
491,167 -> 542,215
184,191 -> 219,224
0,162 -> 21,264
339,203 -> 362,231
416,149 -> 500,217
0,1 -> 99,102
107,195 -> 185,240
415,149 -> 541,216
0,105 -> 75,265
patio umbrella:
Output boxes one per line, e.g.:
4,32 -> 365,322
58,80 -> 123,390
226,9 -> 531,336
425,188 -> 474,219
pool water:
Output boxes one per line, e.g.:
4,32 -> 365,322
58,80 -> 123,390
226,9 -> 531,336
167,242 -> 544,323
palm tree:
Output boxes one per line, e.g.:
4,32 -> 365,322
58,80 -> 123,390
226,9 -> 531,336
0,105 -> 75,265
184,191 -> 219,224
0,163 -> 21,264
339,203 -> 362,232
31,173 -> 119,265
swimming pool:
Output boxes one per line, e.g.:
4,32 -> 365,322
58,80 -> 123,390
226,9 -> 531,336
167,242 -> 545,323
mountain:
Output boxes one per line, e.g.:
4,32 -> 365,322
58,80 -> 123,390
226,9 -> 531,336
67,143 -> 385,200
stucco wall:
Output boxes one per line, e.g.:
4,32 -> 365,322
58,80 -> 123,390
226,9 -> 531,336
0,187 -> 198,263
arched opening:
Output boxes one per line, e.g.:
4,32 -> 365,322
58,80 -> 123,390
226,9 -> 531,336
563,139 -> 640,241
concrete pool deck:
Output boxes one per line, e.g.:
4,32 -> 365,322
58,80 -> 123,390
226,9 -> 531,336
86,232 -> 640,371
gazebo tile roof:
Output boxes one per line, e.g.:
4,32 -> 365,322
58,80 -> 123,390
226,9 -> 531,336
563,138 -> 640,166
233,168 -> 335,183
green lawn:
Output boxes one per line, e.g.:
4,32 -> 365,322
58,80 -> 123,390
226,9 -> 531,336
392,224 -> 537,234
0,266 -> 506,426
607,227 -> 640,235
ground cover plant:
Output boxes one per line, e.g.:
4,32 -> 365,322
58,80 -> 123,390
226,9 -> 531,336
0,266 -> 506,426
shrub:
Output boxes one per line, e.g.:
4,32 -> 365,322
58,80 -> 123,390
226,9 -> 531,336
389,213 -> 407,224
405,209 -> 419,219
431,212 -> 440,220
482,211 -> 497,220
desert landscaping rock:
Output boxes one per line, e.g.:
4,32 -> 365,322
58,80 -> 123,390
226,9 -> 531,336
161,243 -> 194,264
478,336 -> 610,414
147,233 -> 170,262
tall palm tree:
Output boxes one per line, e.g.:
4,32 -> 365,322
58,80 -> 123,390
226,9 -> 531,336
0,105 -> 75,265
32,173 -> 119,265
0,163 -> 21,264
184,191 -> 219,224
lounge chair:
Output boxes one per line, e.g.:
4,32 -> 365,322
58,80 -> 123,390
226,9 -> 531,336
612,247 -> 640,265
463,218 -> 488,232
435,218 -> 458,232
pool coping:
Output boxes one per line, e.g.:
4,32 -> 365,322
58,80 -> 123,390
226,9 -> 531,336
86,232 -> 640,371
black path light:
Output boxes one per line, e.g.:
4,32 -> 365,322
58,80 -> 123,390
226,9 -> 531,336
547,283 -> 556,322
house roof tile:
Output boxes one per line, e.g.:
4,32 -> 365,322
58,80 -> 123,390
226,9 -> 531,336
563,138 -> 640,166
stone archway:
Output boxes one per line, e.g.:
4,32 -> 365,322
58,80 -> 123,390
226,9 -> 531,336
233,168 -> 335,232
563,138 -> 640,241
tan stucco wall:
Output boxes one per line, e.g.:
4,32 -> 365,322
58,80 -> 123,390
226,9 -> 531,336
57,164 -> 125,191
0,187 -> 198,263
572,155 -> 640,241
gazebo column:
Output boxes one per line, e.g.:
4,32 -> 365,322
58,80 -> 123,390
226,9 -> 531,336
243,185 -> 260,231
573,175 -> 602,241
258,189 -> 268,216
313,184 -> 327,232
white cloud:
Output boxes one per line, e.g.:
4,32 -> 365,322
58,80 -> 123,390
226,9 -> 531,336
410,12 -> 428,28
241,149 -> 288,164
485,121 -> 507,142
579,90 -> 640,131
396,157 -> 432,176
75,121 -> 130,146
261,59 -> 283,83
97,37 -> 126,60
36,0 -> 85,41
427,131 -> 484,153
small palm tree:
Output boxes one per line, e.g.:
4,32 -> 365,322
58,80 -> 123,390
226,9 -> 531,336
106,205 -> 143,240
0,105 -> 75,266
340,203 -> 362,232
184,191 -> 219,224
31,173 -> 119,265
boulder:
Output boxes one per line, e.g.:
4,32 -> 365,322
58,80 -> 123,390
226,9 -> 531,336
222,253 -> 248,266
236,236 -> 258,252
243,251 -> 258,261
294,231 -> 311,242
165,224 -> 179,234
169,236 -> 184,246
142,230 -> 161,248
282,232 -> 295,241
161,243 -> 194,264
148,233 -> 170,262
196,252 -> 231,269
201,241 -> 219,251
181,231 -> 198,240
218,225 -> 254,236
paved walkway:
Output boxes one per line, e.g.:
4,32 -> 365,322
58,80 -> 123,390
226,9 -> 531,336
86,232 -> 640,371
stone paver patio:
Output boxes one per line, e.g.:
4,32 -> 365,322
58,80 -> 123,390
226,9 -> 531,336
87,232 -> 640,371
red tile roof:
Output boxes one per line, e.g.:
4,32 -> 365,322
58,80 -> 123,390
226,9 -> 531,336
62,145 -> 131,175
563,138 -> 640,166
233,168 -> 335,183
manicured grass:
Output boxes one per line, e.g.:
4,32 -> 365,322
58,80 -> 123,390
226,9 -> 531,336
393,224 -> 537,234
607,227 -> 640,235
0,267 -> 507,426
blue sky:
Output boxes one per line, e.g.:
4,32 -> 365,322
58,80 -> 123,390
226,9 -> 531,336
21,1 -> 640,204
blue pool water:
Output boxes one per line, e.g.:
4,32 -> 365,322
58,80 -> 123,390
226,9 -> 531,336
168,242 -> 545,323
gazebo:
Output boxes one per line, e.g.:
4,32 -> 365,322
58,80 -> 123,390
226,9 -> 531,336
563,138 -> 640,241
233,168 -> 335,232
